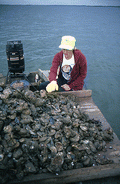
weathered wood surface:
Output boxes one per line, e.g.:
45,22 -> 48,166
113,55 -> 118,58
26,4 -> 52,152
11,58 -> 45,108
57,90 -> 92,98
8,96 -> 120,184
9,163 -> 120,184
38,68 -> 49,81
7,70 -> 120,183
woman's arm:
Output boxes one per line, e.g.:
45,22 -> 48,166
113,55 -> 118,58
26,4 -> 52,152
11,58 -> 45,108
49,52 -> 62,82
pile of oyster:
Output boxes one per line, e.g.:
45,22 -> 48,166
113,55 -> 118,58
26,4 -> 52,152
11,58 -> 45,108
0,87 -> 113,183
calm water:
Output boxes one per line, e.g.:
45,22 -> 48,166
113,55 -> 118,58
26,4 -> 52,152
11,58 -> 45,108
0,5 -> 120,142
0,5 -> 120,184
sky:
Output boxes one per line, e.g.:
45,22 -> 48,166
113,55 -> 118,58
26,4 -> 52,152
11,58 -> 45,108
0,0 -> 120,6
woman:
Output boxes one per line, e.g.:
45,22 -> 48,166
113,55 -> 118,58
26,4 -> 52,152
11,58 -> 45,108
39,36 -> 87,92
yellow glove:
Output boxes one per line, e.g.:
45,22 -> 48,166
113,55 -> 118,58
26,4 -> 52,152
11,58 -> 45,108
46,81 -> 58,93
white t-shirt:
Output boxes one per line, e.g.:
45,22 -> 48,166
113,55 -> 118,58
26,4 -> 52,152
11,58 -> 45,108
61,54 -> 75,80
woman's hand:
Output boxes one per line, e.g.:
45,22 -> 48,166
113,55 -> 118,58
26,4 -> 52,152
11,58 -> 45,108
61,84 -> 71,91
46,81 -> 58,93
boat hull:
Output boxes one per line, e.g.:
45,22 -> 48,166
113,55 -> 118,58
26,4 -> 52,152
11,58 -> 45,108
1,69 -> 120,183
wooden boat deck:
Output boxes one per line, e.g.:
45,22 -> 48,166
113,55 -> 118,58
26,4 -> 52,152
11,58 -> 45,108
7,69 -> 120,184
38,68 -> 49,81
8,96 -> 120,184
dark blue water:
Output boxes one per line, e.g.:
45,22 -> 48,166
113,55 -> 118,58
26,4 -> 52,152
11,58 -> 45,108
0,5 -> 120,142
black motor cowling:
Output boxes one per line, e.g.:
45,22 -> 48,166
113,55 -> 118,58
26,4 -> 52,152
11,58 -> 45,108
6,40 -> 25,73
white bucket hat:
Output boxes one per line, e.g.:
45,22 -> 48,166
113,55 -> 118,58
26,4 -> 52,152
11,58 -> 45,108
59,36 -> 76,50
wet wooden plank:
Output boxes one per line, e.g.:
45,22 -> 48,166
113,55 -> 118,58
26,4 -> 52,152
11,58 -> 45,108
9,163 -> 120,184
77,97 -> 120,164
57,90 -> 92,98
38,69 -> 49,81
7,70 -> 120,184
8,96 -> 120,184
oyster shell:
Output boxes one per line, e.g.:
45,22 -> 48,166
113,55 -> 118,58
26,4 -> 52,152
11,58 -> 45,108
0,87 -> 114,183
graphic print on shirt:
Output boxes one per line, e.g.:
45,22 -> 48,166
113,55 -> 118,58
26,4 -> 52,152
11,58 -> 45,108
61,54 -> 75,81
61,65 -> 73,80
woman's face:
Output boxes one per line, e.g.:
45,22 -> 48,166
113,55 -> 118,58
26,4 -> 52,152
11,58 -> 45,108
62,49 -> 73,60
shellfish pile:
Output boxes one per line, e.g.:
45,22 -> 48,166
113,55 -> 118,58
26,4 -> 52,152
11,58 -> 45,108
0,87 -> 113,183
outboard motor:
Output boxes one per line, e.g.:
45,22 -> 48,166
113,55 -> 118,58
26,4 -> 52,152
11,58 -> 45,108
6,40 -> 25,74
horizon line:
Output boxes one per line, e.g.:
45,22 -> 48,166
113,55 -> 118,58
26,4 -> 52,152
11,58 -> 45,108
0,4 -> 120,7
